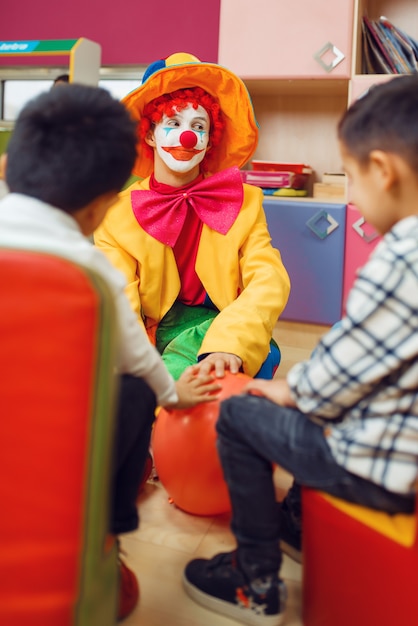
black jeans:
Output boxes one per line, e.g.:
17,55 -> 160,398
110,375 -> 156,535
216,394 -> 415,579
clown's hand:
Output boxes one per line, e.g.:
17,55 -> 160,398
195,352 -> 243,378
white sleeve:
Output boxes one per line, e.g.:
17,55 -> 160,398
92,250 -> 179,407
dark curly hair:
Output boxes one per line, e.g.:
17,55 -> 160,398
6,84 -> 138,212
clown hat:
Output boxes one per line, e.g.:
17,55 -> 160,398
123,52 -> 258,179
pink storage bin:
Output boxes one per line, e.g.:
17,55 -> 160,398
241,170 -> 308,189
241,161 -> 313,190
251,160 -> 313,174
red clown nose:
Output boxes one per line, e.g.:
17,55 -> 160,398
180,130 -> 198,149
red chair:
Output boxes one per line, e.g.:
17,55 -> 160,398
302,487 -> 418,626
0,249 -> 119,626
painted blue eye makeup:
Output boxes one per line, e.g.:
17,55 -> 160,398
161,127 -> 206,141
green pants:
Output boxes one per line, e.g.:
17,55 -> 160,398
155,301 -> 281,381
156,302 -> 218,380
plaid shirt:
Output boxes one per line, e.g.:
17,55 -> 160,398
287,215 -> 418,495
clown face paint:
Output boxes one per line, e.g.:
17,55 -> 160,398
152,104 -> 210,174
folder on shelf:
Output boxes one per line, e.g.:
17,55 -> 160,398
379,16 -> 418,72
362,15 -> 418,75
362,16 -> 397,73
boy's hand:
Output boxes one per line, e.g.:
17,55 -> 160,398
243,378 -> 296,407
169,366 -> 222,409
195,352 -> 243,378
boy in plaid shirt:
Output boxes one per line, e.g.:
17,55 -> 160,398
183,75 -> 418,626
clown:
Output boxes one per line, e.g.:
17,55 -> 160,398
94,52 -> 291,380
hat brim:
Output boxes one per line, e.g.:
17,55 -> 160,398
123,62 -> 258,179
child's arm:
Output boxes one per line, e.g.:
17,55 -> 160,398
287,238 -> 418,419
167,367 -> 222,409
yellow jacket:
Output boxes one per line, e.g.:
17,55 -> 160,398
94,177 -> 290,377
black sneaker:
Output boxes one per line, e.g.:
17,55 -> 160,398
279,501 -> 302,564
183,551 -> 286,626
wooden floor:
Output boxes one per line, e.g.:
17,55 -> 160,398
120,320 -> 330,626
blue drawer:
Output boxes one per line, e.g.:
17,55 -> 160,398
264,199 -> 346,325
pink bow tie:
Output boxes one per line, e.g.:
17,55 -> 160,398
131,166 -> 244,247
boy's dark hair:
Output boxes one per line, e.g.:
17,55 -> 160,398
338,75 -> 418,173
53,74 -> 70,85
6,84 -> 138,212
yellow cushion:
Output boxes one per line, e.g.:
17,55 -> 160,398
320,492 -> 416,547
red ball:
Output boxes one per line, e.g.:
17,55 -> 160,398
152,371 -> 251,516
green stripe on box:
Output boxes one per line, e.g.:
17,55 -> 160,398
35,39 -> 78,52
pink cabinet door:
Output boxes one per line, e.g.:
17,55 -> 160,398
218,0 -> 354,78
343,204 -> 381,313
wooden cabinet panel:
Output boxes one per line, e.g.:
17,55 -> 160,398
264,199 -> 346,325
248,86 -> 348,183
219,0 -> 354,78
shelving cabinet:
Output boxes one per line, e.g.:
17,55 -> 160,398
219,0 -> 418,183
219,0 -> 355,183
218,0 -> 417,323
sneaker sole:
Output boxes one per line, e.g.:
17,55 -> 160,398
182,573 -> 284,626
279,540 -> 302,564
